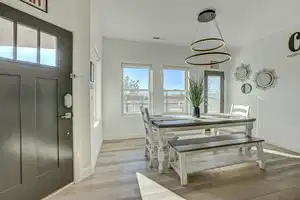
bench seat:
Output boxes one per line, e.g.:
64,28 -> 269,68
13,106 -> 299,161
168,134 -> 266,186
169,134 -> 264,153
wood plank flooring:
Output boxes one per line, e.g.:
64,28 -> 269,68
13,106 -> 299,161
50,138 -> 300,200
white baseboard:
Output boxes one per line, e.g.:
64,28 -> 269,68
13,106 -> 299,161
41,182 -> 74,200
104,134 -> 143,141
80,165 -> 93,181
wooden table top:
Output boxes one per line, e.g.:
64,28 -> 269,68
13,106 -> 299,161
152,114 -> 256,128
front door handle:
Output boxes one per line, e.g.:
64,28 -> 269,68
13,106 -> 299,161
60,112 -> 72,119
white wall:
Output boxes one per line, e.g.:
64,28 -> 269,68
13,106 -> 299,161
0,0 -> 92,182
103,38 -> 231,140
90,0 -> 103,171
228,26 -> 300,153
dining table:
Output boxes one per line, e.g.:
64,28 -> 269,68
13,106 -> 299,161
151,113 -> 256,173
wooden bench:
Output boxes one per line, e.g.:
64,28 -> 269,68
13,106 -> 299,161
168,134 -> 265,186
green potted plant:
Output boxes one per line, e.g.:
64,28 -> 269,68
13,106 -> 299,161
187,77 -> 204,118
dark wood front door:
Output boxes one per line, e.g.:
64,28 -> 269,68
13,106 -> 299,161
0,3 -> 73,200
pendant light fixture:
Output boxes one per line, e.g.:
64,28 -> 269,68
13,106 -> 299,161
185,9 -> 232,66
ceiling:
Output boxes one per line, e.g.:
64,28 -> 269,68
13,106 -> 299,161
97,0 -> 300,48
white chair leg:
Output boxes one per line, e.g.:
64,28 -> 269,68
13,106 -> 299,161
256,143 -> 266,170
210,128 -> 216,136
148,146 -> 155,168
179,153 -> 188,186
245,146 -> 252,158
168,147 -> 172,169
238,147 -> 243,156
144,146 -> 148,158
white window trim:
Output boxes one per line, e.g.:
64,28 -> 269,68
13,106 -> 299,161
121,63 -> 152,116
163,66 -> 189,114
92,60 -> 102,127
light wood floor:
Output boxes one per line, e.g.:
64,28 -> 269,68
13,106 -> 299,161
50,138 -> 300,200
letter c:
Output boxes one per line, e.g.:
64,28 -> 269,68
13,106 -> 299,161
289,32 -> 300,52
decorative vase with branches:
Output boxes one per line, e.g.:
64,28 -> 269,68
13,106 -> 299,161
187,77 -> 204,118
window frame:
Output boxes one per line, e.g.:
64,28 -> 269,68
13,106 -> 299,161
39,30 -> 58,67
163,66 -> 189,114
0,16 -> 14,61
16,22 -> 39,64
0,16 -> 59,68
121,63 -> 152,116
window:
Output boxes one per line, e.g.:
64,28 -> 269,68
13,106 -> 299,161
40,32 -> 57,67
122,63 -> 150,115
0,19 -> 58,67
17,23 -> 38,63
163,67 -> 188,113
0,17 -> 14,59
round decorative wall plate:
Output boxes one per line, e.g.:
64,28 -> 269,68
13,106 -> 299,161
254,68 -> 278,90
235,64 -> 252,82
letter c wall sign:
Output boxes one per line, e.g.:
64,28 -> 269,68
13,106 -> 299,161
289,32 -> 300,52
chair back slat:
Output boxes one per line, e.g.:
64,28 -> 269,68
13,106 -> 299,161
230,104 -> 250,118
140,106 -> 155,141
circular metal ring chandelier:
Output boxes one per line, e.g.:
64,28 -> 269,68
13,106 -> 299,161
190,38 -> 225,52
185,52 -> 232,66
185,9 -> 232,66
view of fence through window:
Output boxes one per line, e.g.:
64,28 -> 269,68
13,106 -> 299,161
207,75 -> 221,113
122,65 -> 188,114
163,68 -> 187,113
122,65 -> 149,114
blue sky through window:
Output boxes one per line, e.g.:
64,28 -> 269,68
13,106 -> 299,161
123,67 -> 149,89
123,68 -> 186,90
163,69 -> 185,90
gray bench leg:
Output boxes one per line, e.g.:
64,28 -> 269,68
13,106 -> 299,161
256,143 -> 266,170
179,153 -> 188,186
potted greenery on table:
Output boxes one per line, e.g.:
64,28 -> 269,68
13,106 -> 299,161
187,77 -> 204,118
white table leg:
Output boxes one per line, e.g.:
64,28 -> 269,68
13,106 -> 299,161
246,122 -> 253,137
245,122 -> 254,155
179,153 -> 188,186
257,143 -> 266,170
158,130 -> 165,174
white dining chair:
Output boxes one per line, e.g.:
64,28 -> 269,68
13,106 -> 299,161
215,104 -> 250,135
140,106 -> 178,168
230,104 -> 250,118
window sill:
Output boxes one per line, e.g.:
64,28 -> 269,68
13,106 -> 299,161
163,112 -> 190,115
122,113 -> 141,117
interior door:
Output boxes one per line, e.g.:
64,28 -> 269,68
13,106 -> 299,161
0,3 -> 73,200
204,71 -> 225,113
